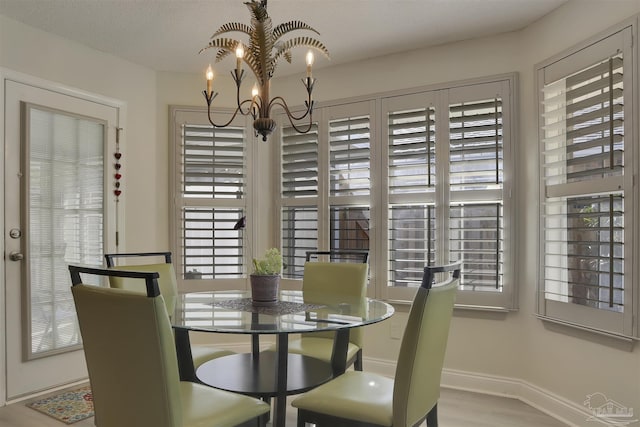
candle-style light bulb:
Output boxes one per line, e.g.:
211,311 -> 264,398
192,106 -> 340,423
206,65 -> 214,93
251,83 -> 259,98
306,50 -> 314,78
235,44 -> 244,74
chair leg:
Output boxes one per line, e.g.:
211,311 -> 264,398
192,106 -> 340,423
426,403 -> 438,427
261,396 -> 271,424
354,349 -> 363,371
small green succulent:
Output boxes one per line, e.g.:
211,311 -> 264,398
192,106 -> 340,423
252,247 -> 283,276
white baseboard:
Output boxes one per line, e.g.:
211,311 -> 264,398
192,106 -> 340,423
363,357 -> 606,427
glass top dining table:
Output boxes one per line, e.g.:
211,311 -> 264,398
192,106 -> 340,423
172,289 -> 394,427
173,289 -> 394,334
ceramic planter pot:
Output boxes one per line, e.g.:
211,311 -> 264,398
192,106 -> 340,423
250,274 -> 280,306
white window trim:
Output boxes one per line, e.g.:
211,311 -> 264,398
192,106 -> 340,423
274,74 -> 518,310
535,18 -> 639,340
169,105 -> 253,293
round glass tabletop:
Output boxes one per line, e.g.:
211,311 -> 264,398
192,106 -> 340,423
173,289 -> 394,334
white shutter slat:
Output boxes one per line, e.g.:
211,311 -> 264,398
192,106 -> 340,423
329,206 -> 370,253
449,202 -> 503,292
388,107 -> 435,196
449,98 -> 503,191
388,205 -> 436,287
182,207 -> 244,279
282,123 -> 318,199
330,115 -> 371,197
282,206 -> 318,278
182,124 -> 245,199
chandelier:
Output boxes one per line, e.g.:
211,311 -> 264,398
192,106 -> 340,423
200,0 -> 329,141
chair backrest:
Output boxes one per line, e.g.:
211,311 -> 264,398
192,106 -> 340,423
392,263 -> 461,427
104,252 -> 178,319
305,250 -> 369,263
302,261 -> 369,346
69,265 -> 183,427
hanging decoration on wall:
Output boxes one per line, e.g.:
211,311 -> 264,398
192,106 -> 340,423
114,140 -> 122,199
114,127 -> 123,248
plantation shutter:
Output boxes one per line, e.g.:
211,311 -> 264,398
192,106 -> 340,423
449,98 -> 504,292
281,124 -> 319,278
329,115 -> 371,197
182,125 -> 244,199
388,108 -> 436,195
329,206 -> 370,251
328,113 -> 371,252
180,124 -> 245,279
538,27 -> 631,335
387,107 -> 436,287
282,124 -> 318,198
449,99 -> 503,191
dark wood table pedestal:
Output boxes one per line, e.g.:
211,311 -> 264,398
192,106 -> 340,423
196,334 -> 335,427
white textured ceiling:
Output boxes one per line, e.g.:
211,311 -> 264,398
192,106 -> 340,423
0,0 -> 567,75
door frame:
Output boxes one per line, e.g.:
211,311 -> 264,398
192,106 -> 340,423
0,68 -> 127,404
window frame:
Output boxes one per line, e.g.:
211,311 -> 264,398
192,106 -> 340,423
275,100 -> 377,291
379,78 -> 516,307
169,106 -> 253,293
535,22 -> 638,339
275,75 -> 517,310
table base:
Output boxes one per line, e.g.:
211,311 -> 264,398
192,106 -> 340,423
196,352 -> 333,398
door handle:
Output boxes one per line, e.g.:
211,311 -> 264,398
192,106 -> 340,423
9,252 -> 24,261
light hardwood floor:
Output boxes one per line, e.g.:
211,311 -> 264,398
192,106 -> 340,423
0,385 -> 568,427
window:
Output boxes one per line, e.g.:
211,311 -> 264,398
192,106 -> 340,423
385,94 -> 438,297
280,124 -> 319,278
170,107 -> 250,291
28,105 -> 107,356
537,26 -> 636,337
328,110 -> 372,254
382,80 -> 514,306
277,78 -> 515,308
279,101 -> 375,284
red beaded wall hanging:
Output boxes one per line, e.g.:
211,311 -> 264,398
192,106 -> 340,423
114,128 -> 122,200
115,128 -> 123,247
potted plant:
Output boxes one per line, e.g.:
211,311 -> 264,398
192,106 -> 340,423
250,247 -> 283,306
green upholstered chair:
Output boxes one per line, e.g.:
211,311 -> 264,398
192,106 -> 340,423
105,252 -> 234,368
291,263 -> 461,427
268,251 -> 368,371
305,250 -> 369,264
69,265 -> 270,427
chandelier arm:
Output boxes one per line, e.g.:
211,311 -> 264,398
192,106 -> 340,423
203,90 -> 258,128
269,96 -> 313,121
284,109 -> 315,134
232,69 -> 257,118
269,97 -> 315,134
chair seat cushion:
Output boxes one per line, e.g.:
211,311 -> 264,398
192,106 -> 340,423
291,371 -> 394,426
180,381 -> 270,427
267,336 -> 360,364
190,345 -> 235,368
